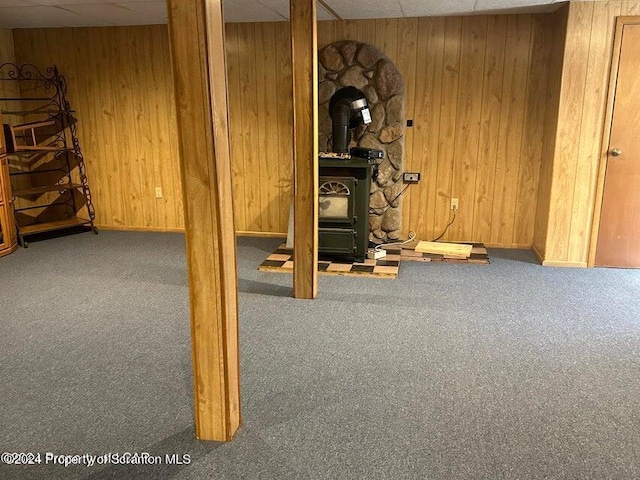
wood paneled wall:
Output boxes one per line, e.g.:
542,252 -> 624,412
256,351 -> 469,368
229,16 -> 551,246
0,29 -> 22,126
0,29 -> 16,91
11,26 -> 184,231
0,30 -> 14,60
321,18 -> 551,247
6,15 -> 553,246
533,5 -> 568,260
4,4 -> 638,259
317,16 -> 550,247
226,23 -> 293,234
534,0 -> 640,266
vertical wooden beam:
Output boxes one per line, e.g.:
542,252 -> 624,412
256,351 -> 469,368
166,0 -> 240,441
291,0 -> 319,299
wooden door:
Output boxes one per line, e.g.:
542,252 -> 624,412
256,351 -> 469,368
595,24 -> 640,268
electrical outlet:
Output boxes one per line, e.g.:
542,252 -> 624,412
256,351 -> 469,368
451,198 -> 459,210
155,187 -> 163,199
403,172 -> 421,183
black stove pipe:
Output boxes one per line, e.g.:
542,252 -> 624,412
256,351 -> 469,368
330,99 -> 352,154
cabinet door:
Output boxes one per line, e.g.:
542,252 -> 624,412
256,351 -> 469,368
0,157 -> 5,205
0,156 -> 14,251
0,207 -> 7,249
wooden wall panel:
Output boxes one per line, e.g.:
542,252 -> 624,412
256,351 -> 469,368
532,6 -> 567,260
451,16 -> 487,242
0,31 -> 38,209
225,23 -> 293,234
0,29 -> 16,97
11,26 -> 184,232
490,16 -> 533,246
0,29 -> 22,127
535,1 -> 635,266
0,29 -> 15,66
516,14 -> 551,247
5,4 -> 636,259
433,17 -> 461,243
546,3 -> 595,265
7,15 -> 552,245
319,15 -> 549,247
408,17 -> 445,241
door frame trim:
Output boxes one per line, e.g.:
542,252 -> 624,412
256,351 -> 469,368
588,16 -> 640,267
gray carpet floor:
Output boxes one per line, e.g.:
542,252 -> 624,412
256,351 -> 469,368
0,231 -> 639,479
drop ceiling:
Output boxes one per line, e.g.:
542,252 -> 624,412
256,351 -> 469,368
0,0 -> 573,29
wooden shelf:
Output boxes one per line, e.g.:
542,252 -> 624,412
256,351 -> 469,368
8,147 -> 73,156
12,183 -> 83,196
1,63 -> 96,247
1,109 -> 75,116
19,217 -> 91,236
14,145 -> 67,152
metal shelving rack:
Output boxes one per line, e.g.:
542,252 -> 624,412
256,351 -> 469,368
0,63 -> 96,247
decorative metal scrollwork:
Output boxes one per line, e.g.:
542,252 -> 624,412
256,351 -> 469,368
0,63 -> 60,101
1,63 -> 97,242
320,181 -> 350,196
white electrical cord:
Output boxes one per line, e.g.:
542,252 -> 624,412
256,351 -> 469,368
374,230 -> 417,251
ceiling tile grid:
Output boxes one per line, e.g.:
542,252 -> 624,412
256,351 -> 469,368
325,0 -> 403,19
0,0 -> 573,29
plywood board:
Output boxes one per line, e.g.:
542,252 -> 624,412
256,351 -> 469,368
415,241 -> 473,258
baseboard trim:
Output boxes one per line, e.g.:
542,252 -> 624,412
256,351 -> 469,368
541,260 -> 588,268
96,224 -> 185,233
530,243 -> 587,267
236,231 -> 287,238
483,243 -> 532,249
94,228 -> 539,251
95,226 -> 289,239
531,244 -> 544,264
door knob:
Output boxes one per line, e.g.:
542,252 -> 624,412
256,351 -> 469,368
610,148 -> 623,157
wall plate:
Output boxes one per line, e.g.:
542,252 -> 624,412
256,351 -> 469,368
403,172 -> 421,183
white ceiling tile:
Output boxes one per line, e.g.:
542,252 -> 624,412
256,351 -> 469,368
224,0 -> 285,22
115,1 -> 166,23
0,5 -> 86,28
0,0 -> 35,6
57,3 -> 152,25
316,2 -> 336,21
474,0 -> 553,10
399,0 -> 476,17
323,0 -> 403,19
0,0 -> 576,28
23,0 -> 157,4
257,0 -> 289,18
19,0 -> 89,5
251,0 -> 338,21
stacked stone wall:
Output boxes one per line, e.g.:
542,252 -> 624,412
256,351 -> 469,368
318,41 -> 405,242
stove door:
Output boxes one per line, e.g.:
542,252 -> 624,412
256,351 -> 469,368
319,228 -> 357,255
318,177 -> 356,224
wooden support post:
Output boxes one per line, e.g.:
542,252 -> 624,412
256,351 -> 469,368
291,0 -> 319,299
166,0 -> 240,441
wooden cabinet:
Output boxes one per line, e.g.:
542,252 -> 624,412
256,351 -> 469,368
0,115 -> 18,258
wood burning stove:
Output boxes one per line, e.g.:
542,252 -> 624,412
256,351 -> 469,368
317,86 -> 382,262
318,154 -> 376,262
